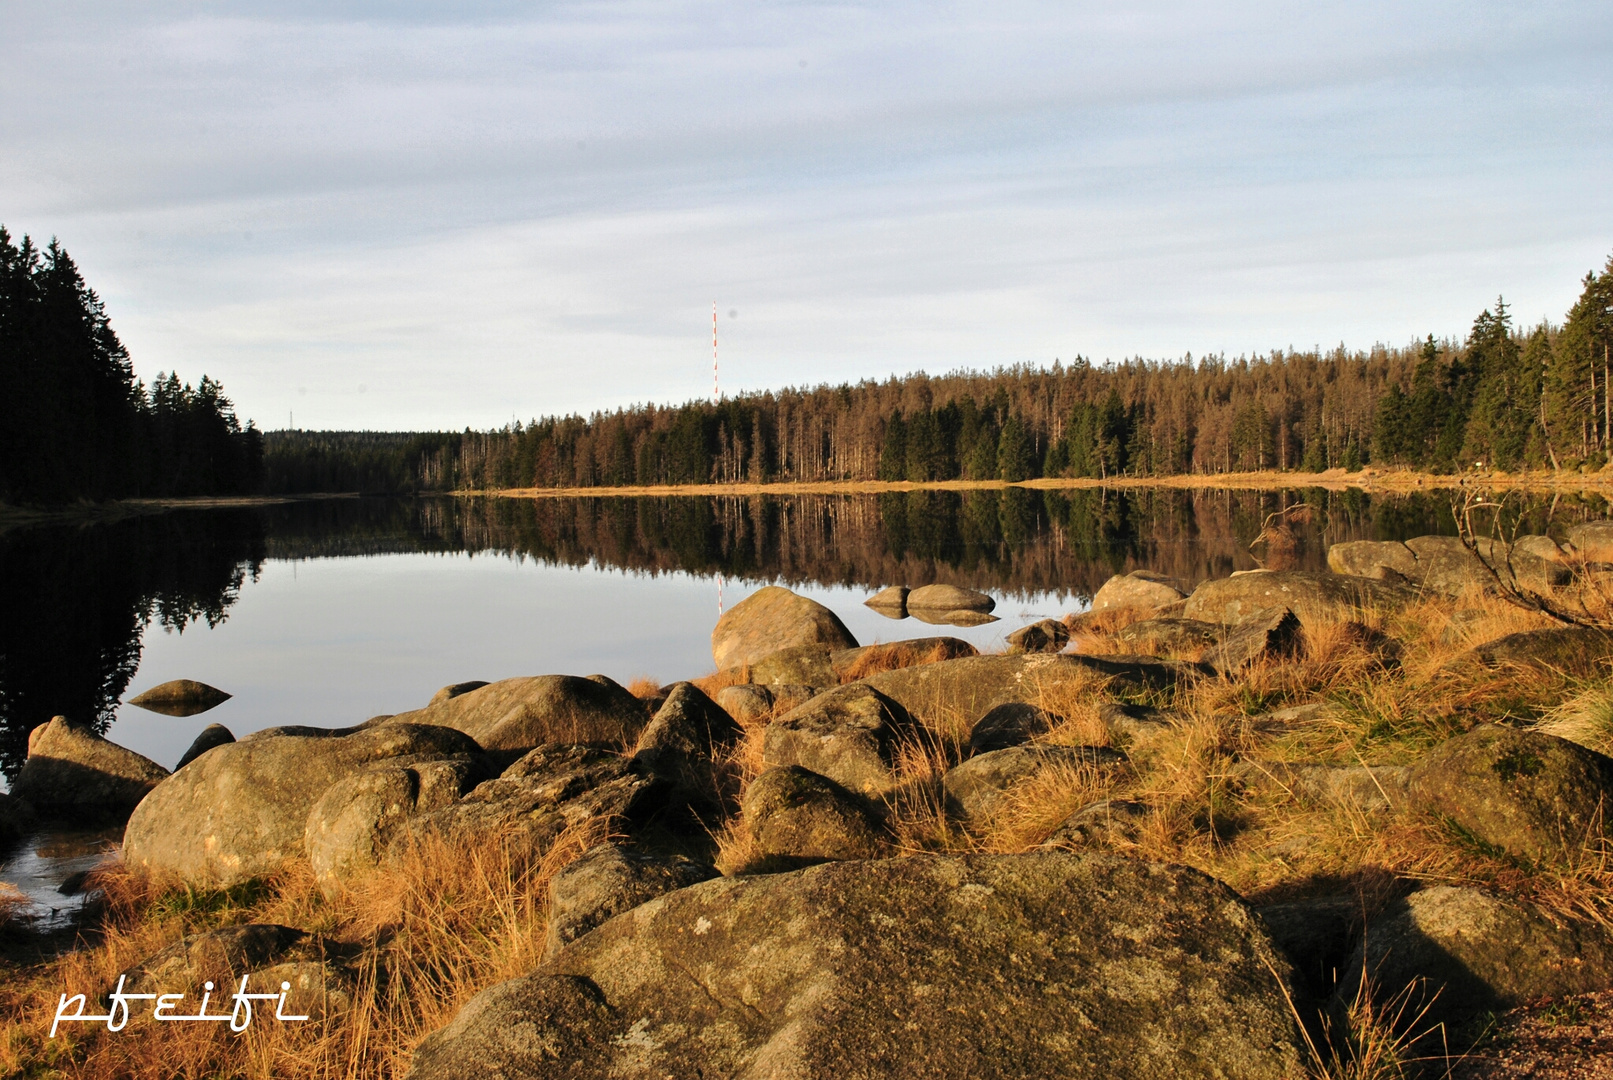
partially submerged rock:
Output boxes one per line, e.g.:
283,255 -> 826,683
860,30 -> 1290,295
943,744 -> 1126,824
407,852 -> 1307,1080
1183,570 -> 1416,629
123,723 -> 481,887
10,717 -> 169,821
741,765 -> 888,865
863,585 -> 909,613
905,583 -> 995,612
543,844 -> 718,960
382,675 -> 649,757
907,606 -> 1000,626
127,679 -> 232,717
761,684 -> 917,797
1340,886 -> 1613,1036
1408,725 -> 1613,864
174,723 -> 235,771
711,586 -> 858,671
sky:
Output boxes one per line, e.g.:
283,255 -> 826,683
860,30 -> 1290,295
2,1 -> 1610,431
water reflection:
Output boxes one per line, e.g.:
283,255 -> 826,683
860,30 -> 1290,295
0,486 -> 1605,784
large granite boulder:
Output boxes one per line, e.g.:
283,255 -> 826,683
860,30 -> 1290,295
747,644 -> 836,687
394,744 -> 658,858
406,852 -> 1307,1080
382,675 -> 649,757
1326,540 -> 1420,581
1461,627 -> 1613,675
1407,725 -> 1613,865
905,583 -> 995,612
761,684 -> 917,797
862,653 -> 1192,736
10,717 -> 169,821
711,586 -> 857,671
1089,570 -> 1188,616
174,723 -> 235,771
305,756 -> 484,897
1183,570 -> 1416,629
127,679 -> 232,717
1339,886 -> 1613,1036
942,744 -> 1127,824
122,723 -> 482,887
630,682 -> 744,809
542,844 -> 719,960
741,765 -> 888,865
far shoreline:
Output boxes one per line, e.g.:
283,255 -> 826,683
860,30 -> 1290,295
476,467 -> 1613,500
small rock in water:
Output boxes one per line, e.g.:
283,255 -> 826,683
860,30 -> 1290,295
175,723 -> 236,770
905,583 -> 995,612
907,607 -> 1000,627
863,585 -> 909,613
128,679 -> 232,717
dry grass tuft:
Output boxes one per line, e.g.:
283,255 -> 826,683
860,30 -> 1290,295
836,640 -> 962,683
691,665 -> 750,699
624,676 -> 663,700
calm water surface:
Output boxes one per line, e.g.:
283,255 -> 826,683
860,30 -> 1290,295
2,486 -> 1599,922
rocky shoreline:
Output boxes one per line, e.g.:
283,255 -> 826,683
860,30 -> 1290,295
5,524 -> 1613,1077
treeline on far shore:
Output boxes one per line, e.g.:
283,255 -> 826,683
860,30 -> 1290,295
0,228 -> 262,504
263,254 -> 1613,495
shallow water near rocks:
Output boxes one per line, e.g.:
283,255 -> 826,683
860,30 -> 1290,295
0,486 -> 1600,911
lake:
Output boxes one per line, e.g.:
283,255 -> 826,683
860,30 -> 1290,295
0,485 -> 1599,922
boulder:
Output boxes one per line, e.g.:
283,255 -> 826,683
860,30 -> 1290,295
631,682 -> 745,808
305,756 -> 483,897
863,585 -> 909,612
406,852 -> 1307,1080
967,702 -> 1060,755
1115,618 -> 1223,653
1462,627 -> 1613,675
126,679 -> 232,717
711,586 -> 858,671
1005,618 -> 1070,654
1043,798 -> 1150,850
761,684 -> 917,797
1089,570 -> 1188,616
863,653 -> 1193,736
748,644 -> 835,687
175,723 -> 235,771
1183,570 -> 1416,629
741,765 -> 888,865
122,723 -> 482,887
1567,521 -> 1613,563
1339,886 -> 1613,1035
715,684 -> 774,723
1407,725 -> 1613,864
905,583 -> 995,612
430,681 -> 490,706
1409,534 -> 1570,597
394,744 -> 658,858
943,744 -> 1126,824
1201,606 -> 1302,674
1326,540 -> 1420,581
383,675 -> 649,757
10,717 -> 169,821
1292,765 -> 1410,813
830,637 -> 977,680
542,844 -> 719,960
120,924 -> 354,1018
